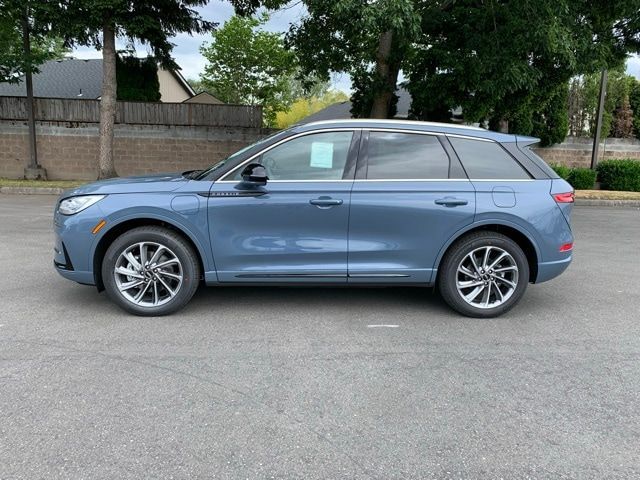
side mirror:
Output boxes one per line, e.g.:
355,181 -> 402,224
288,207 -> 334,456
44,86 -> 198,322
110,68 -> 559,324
241,163 -> 268,186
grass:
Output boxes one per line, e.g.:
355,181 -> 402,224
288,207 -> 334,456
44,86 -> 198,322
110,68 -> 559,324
575,189 -> 640,200
0,178 -> 84,189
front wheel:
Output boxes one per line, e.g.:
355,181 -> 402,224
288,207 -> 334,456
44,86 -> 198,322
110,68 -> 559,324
438,231 -> 529,318
102,226 -> 201,316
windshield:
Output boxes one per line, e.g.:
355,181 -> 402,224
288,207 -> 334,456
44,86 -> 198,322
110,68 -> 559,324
194,129 -> 292,180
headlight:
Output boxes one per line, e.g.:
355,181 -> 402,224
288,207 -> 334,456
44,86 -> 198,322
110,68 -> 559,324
58,195 -> 106,215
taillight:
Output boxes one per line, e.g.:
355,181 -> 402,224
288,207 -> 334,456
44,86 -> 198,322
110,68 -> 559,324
553,192 -> 575,203
559,242 -> 574,252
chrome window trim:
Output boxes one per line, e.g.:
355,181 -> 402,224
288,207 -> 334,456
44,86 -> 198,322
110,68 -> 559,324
215,178 -> 536,184
216,179 -> 355,184
305,118 -> 486,132
218,128 -> 360,182
445,133 -> 495,142
366,128 -> 444,136
469,179 -> 535,182
353,178 -> 470,182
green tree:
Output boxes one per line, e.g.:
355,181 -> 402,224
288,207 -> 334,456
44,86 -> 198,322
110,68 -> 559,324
629,78 -> 640,140
187,78 -> 214,95
582,65 -> 634,138
287,0 -> 420,119
51,0 -> 214,179
232,0 -> 421,119
199,15 -> 297,127
612,95 -> 635,138
407,0 -> 640,142
116,55 -> 161,102
531,84 -> 570,146
0,1 -> 68,179
0,2 -> 65,84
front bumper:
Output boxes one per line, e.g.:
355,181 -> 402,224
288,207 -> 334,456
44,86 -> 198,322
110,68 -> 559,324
53,203 -> 103,286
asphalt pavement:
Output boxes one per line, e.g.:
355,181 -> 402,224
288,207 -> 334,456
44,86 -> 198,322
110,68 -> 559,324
1,195 -> 639,479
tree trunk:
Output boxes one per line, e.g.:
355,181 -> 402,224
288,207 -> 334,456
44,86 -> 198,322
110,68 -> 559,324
370,30 -> 399,119
98,20 -> 118,179
22,10 -> 42,178
497,119 -> 509,133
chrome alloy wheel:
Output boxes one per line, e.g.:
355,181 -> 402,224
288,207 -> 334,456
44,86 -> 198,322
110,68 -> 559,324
455,246 -> 519,309
113,242 -> 183,307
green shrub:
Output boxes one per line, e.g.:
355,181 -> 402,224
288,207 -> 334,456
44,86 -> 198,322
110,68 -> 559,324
550,164 -> 596,189
566,168 -> 597,190
597,159 -> 640,192
551,164 -> 571,180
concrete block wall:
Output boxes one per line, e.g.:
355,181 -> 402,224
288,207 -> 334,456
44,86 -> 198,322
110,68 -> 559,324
3,121 -> 640,180
0,121 -> 268,180
534,137 -> 640,168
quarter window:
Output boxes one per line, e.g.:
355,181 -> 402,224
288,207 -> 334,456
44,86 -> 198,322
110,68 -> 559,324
230,131 -> 354,181
448,137 -> 531,179
366,132 -> 450,180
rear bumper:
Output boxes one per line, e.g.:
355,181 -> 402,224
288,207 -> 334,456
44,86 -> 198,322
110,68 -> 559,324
535,255 -> 572,283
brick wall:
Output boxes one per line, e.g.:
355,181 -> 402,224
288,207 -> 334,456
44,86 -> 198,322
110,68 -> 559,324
535,137 -> 640,168
0,120 -> 269,180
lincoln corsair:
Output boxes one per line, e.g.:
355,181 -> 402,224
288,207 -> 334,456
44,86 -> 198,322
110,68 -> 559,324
54,120 -> 574,317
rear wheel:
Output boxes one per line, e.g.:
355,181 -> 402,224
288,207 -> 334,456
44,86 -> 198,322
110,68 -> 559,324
102,226 -> 201,316
438,231 -> 529,318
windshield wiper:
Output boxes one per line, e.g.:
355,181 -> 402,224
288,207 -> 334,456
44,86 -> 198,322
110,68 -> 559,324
182,169 -> 204,180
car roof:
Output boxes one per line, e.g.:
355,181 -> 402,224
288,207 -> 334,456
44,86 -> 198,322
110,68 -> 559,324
292,119 -> 523,143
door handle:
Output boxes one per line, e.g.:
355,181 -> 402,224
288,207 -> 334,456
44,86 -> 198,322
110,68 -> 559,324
435,197 -> 469,207
310,197 -> 343,207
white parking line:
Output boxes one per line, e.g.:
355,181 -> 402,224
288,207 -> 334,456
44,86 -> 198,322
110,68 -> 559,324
367,324 -> 399,328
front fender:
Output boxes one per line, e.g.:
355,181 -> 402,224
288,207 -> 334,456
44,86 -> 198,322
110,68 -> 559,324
88,193 -> 214,275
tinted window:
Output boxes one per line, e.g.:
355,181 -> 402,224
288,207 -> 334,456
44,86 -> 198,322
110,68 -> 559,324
449,137 -> 531,179
523,146 -> 559,179
366,132 -> 450,179
230,131 -> 354,181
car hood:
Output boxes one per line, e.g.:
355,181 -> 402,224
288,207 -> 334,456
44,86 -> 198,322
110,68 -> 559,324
61,172 -> 190,197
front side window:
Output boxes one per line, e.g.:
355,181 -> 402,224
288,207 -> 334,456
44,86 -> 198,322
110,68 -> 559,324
448,137 -> 531,179
229,131 -> 354,181
366,132 -> 450,180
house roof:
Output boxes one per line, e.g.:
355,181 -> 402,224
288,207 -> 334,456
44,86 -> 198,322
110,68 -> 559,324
0,57 -> 195,100
0,58 -> 104,98
170,68 -> 195,97
183,91 -> 223,104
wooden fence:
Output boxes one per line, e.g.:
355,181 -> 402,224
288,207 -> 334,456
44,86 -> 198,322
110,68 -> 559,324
0,96 -> 263,128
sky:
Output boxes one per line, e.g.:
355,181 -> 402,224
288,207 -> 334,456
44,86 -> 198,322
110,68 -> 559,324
73,1 -> 640,94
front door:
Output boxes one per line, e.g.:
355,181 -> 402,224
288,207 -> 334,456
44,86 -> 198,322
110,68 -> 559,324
207,130 -> 359,283
348,130 -> 476,284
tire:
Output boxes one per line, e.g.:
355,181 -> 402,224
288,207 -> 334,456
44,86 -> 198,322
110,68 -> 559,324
438,231 -> 529,318
102,226 -> 201,316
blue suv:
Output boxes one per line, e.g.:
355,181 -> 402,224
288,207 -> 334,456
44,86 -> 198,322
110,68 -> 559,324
54,120 -> 574,317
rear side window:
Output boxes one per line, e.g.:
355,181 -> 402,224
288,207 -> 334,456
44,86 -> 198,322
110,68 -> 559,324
522,146 -> 559,179
448,137 -> 531,179
366,132 -> 450,179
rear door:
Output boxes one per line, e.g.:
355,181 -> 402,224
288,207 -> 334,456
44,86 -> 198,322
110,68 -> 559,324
348,130 -> 476,284
446,134 -> 539,218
